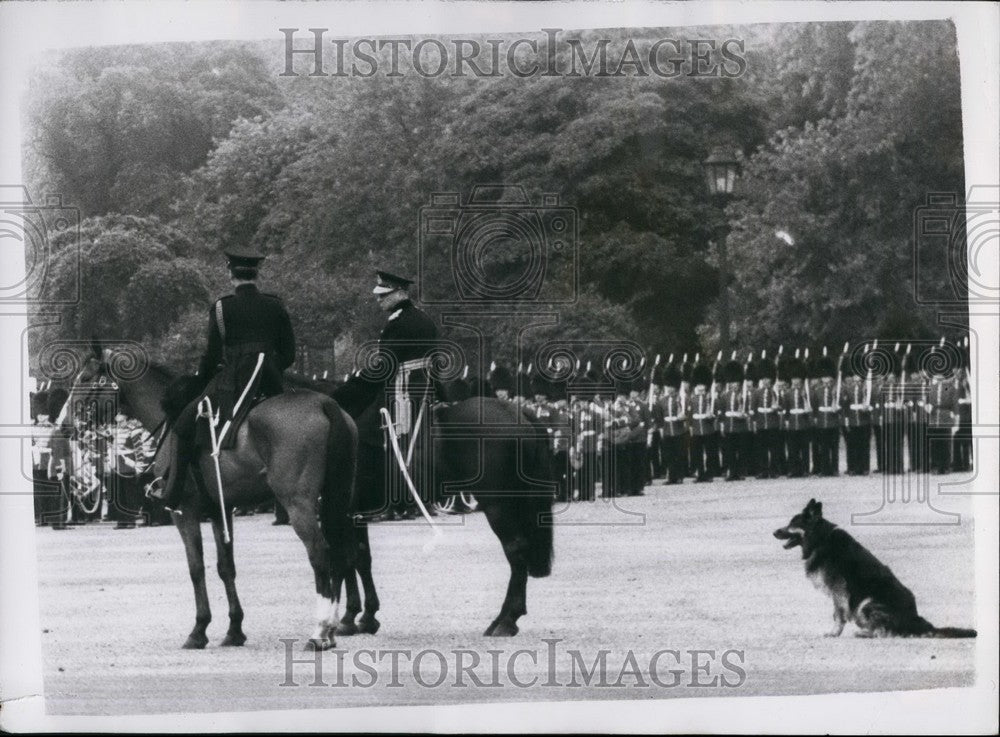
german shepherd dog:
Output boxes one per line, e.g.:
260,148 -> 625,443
774,499 -> 976,638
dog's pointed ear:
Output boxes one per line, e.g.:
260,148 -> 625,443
805,498 -> 822,518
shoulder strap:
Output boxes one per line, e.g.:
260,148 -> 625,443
215,299 -> 226,363
215,299 -> 226,342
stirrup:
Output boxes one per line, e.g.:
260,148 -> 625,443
144,476 -> 166,500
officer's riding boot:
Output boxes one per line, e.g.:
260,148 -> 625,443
155,402 -> 199,513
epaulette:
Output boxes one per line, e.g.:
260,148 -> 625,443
388,308 -> 403,321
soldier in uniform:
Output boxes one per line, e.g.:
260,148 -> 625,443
332,270 -> 439,520
688,357 -> 718,483
902,345 -> 929,474
750,351 -> 780,478
742,352 -> 760,478
717,354 -> 750,481
782,354 -> 812,478
31,390 -> 53,525
810,349 -> 841,476
572,364 -> 601,501
925,344 -> 958,475
952,338 -> 973,473
155,248 -> 295,511
658,359 -> 688,484
628,375 -> 652,495
841,350 -> 872,475
548,375 -> 573,503
772,348 -> 790,476
488,362 -> 515,401
874,348 -> 906,474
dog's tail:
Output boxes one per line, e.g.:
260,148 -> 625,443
927,626 -> 977,638
912,616 -> 977,638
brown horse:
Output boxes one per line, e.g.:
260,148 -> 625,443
55,342 -> 357,650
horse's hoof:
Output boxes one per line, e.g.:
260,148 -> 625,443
484,620 -> 518,637
221,632 -> 247,646
335,621 -> 359,636
304,637 -> 334,651
182,636 -> 208,649
358,617 -> 381,635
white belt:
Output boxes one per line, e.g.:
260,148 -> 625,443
692,413 -> 713,420
789,408 -> 809,415
818,407 -> 838,413
724,411 -> 745,418
849,403 -> 870,411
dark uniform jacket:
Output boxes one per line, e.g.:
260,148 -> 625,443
811,381 -> 841,430
332,299 -> 439,423
841,378 -> 872,428
658,390 -> 687,437
199,283 -> 296,399
752,384 -> 782,431
782,383 -> 813,431
718,386 -> 750,434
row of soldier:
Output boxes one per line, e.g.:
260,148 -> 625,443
435,340 -> 974,501
29,386 -> 171,528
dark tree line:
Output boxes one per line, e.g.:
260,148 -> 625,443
25,21 -> 966,377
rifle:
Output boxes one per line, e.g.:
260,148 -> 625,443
709,350 -> 721,415
648,353 -> 660,412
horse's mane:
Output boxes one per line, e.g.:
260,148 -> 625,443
161,373 -> 207,422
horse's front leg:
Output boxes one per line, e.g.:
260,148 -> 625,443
210,509 -> 246,646
480,502 -> 529,637
174,504 -> 211,649
336,568 -> 362,635
484,559 -> 528,637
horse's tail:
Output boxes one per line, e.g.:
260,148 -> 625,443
524,421 -> 555,579
319,399 -> 358,574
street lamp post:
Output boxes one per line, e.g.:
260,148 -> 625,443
703,147 -> 740,359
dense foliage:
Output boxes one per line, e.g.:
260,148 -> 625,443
24,21 -> 966,376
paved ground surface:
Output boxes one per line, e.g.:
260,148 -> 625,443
35,475 -> 977,715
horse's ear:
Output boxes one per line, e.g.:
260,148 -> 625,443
102,347 -> 114,364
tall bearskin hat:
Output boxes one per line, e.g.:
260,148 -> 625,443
681,353 -> 695,385
788,353 -> 807,381
902,344 -> 919,376
663,354 -> 682,390
488,362 -> 515,394
47,387 -> 69,420
691,355 -> 712,387
723,352 -> 744,383
530,371 -> 553,399
753,350 -> 775,382
815,346 -> 836,379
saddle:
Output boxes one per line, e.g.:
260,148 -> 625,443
195,348 -> 280,451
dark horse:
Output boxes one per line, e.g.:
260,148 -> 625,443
56,343 -> 357,650
337,394 -> 556,637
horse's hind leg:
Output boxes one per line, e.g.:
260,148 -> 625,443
284,498 -> 338,650
210,510 -> 246,646
355,522 -> 381,634
175,506 -> 211,649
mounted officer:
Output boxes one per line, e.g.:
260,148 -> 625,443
153,248 -> 295,511
331,270 -> 439,520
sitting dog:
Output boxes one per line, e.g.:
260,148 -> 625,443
774,499 -> 976,638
